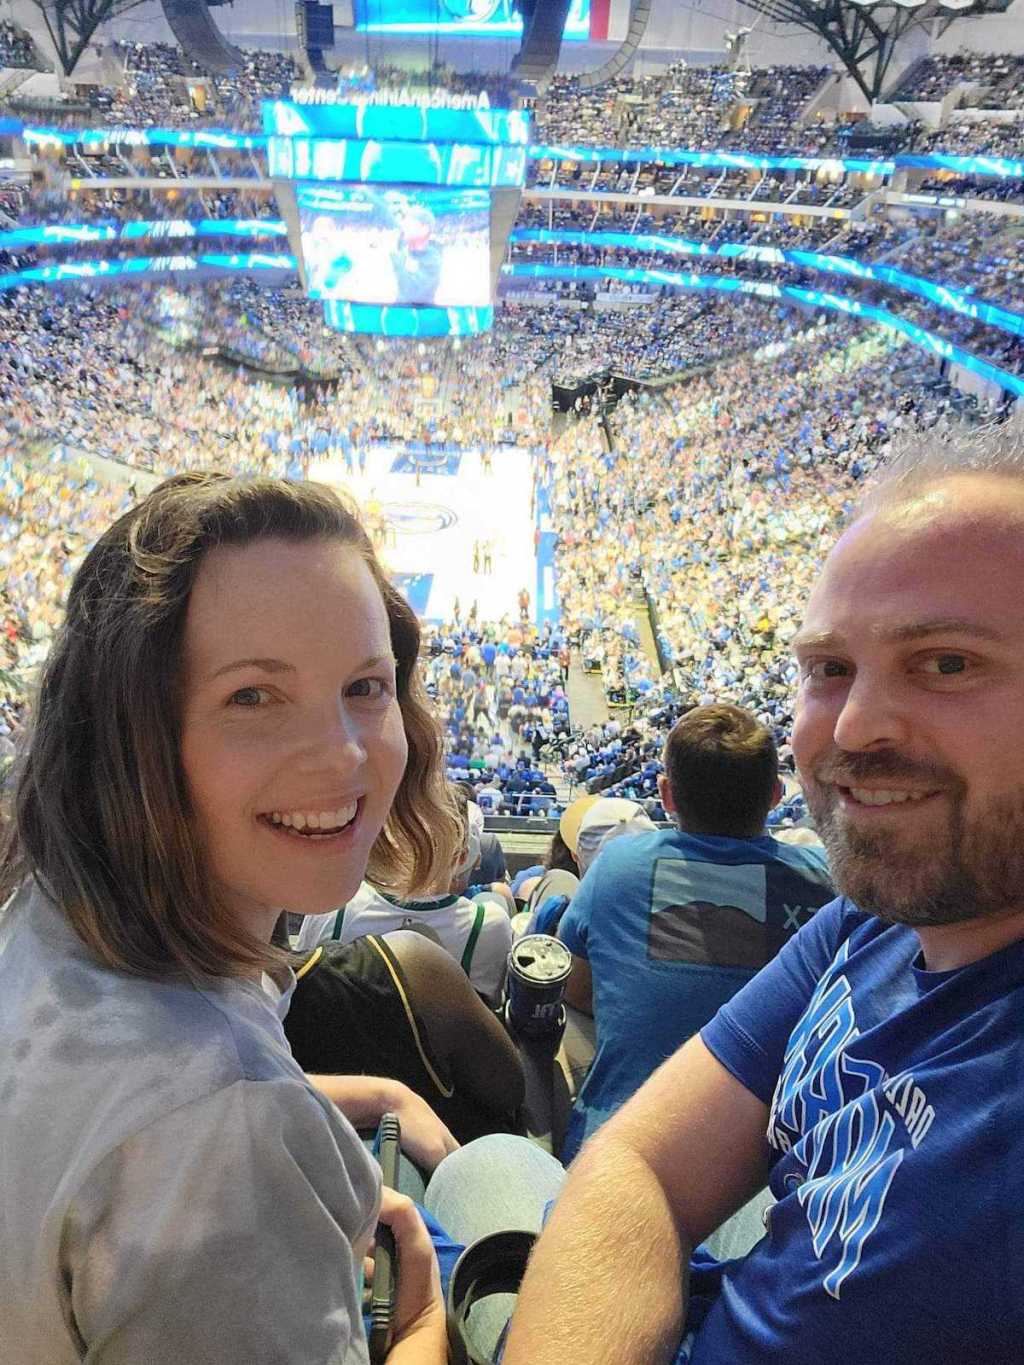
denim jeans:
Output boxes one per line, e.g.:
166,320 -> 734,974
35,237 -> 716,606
423,1135 -> 567,1361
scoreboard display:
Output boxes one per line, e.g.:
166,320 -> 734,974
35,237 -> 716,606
298,184 -> 490,307
265,95 -> 530,336
352,0 -> 591,39
267,135 -> 527,188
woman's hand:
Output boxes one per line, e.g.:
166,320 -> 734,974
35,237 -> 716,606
387,1082 -> 459,1174
305,1073 -> 458,1173
375,1188 -> 448,1365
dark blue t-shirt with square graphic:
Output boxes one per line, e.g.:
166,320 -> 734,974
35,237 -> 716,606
687,898 -> 1024,1364
558,828 -> 834,1159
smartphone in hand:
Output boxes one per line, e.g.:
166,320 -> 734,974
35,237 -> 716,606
368,1112 -> 401,1365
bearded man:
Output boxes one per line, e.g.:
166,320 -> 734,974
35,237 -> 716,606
502,429 -> 1024,1365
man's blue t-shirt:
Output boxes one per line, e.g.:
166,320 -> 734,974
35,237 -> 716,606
686,898 -> 1024,1364
559,828 -> 833,1160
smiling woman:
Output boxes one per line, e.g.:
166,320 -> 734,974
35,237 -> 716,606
178,534 -> 416,951
4,473 -> 461,978
0,473 -> 475,1364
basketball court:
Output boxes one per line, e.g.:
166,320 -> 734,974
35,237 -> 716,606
308,442 -> 557,625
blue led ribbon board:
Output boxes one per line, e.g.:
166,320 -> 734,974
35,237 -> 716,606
0,219 -> 288,248
267,135 -> 527,187
323,300 -> 493,336
509,229 -> 1024,341
22,124 -> 266,150
899,153 -> 1024,179
267,97 -> 529,335
528,144 -> 896,175
503,261 -> 1024,398
0,252 -> 296,291
263,101 -> 530,146
11,120 -> 1024,180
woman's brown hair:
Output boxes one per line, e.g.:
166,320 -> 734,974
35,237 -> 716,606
0,473 -> 461,979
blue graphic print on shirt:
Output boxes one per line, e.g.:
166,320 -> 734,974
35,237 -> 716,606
768,941 -> 914,1298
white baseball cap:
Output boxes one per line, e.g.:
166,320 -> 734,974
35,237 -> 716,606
454,799 -> 485,878
576,798 -> 656,874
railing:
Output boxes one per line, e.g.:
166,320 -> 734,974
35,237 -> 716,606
643,583 -> 672,677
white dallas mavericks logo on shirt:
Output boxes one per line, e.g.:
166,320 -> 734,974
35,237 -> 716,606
767,940 -> 935,1299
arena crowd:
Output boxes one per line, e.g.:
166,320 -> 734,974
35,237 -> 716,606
2,32 -> 1024,1365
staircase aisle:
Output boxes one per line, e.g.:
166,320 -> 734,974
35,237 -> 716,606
565,649 -> 609,734
632,597 -> 662,680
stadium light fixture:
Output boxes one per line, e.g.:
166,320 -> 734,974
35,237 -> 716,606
28,0 -> 151,76
737,0 -> 1013,101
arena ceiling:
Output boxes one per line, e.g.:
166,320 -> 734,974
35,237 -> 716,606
736,0 -> 1015,101
23,0 -> 149,75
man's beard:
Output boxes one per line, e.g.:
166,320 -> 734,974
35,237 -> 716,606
802,750 -> 1024,927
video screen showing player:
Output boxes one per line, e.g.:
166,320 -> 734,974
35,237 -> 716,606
353,0 -> 590,38
297,185 -> 491,307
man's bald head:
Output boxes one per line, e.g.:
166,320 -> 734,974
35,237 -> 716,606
815,468 -> 1024,629
856,421 -> 1024,526
793,424 -> 1024,932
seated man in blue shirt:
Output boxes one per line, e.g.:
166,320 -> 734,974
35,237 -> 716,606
506,434 -> 1024,1365
558,703 -> 834,1161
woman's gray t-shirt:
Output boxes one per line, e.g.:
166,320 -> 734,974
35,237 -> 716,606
0,881 -> 380,1364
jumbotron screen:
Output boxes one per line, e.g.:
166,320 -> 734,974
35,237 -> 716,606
354,0 -> 591,38
297,183 -> 490,307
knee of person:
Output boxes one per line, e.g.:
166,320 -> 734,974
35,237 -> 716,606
424,1134 -> 567,1240
429,1132 -> 566,1196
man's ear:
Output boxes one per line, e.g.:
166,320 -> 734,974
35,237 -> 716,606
657,772 -> 676,814
771,778 -> 784,810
